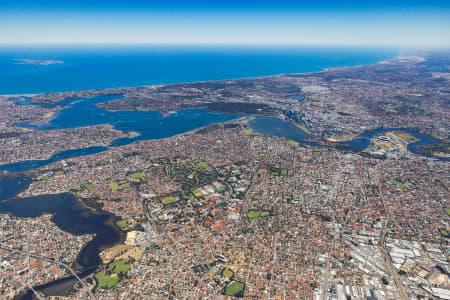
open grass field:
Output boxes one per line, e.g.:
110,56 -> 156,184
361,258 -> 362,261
223,269 -> 234,279
71,182 -> 95,194
162,196 -> 177,205
193,188 -> 204,198
116,219 -> 128,230
95,272 -> 119,289
130,171 -> 147,182
445,208 -> 450,217
270,168 -> 288,176
295,124 -> 312,135
109,180 -> 130,192
225,281 -> 245,297
393,131 -> 420,142
111,258 -> 131,275
247,210 -> 261,219
392,180 -> 407,189
287,139 -> 299,146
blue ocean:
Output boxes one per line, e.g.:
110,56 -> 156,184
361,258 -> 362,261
0,45 -> 397,95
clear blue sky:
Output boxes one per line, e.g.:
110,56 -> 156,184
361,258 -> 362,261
1,0 -> 449,46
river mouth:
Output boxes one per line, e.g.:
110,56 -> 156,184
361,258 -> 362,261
0,176 -> 123,297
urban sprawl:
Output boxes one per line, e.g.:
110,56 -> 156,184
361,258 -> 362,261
0,53 -> 449,299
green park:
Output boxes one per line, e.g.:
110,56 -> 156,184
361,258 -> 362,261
224,281 -> 245,297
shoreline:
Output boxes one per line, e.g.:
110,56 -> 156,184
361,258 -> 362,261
0,53 -> 400,97
0,174 -> 124,297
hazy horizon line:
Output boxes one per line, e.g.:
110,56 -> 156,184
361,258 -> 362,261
0,42 -> 448,49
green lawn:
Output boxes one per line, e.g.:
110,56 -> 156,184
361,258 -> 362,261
225,281 -> 245,297
393,131 -> 420,142
110,258 -> 131,275
193,189 -> 204,198
392,180 -> 407,189
198,161 -> 210,169
109,181 -> 130,192
287,140 -> 299,146
445,208 -> 450,217
130,172 -> 147,181
223,269 -> 234,279
247,210 -> 261,219
162,196 -> 177,205
109,182 -> 119,191
295,124 -> 312,135
71,182 -> 96,194
95,272 -> 119,289
116,220 -> 128,230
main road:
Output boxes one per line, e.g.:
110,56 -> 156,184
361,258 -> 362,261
374,169 -> 408,300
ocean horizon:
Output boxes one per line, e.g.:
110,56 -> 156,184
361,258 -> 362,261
0,44 -> 398,95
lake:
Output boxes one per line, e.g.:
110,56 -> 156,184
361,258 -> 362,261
0,175 -> 121,297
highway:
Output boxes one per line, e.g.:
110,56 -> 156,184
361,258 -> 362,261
374,169 -> 408,300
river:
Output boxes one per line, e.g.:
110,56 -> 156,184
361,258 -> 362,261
1,95 -> 446,175
248,116 -> 448,161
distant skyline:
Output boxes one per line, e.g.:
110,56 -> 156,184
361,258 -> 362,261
1,0 -> 450,47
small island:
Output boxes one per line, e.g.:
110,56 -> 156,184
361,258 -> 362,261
13,58 -> 63,65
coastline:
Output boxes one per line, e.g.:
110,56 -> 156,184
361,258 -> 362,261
0,52 -> 400,97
